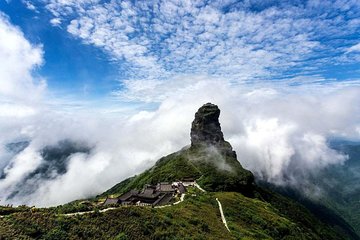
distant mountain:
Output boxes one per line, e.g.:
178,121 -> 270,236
262,140 -> 360,237
5,141 -> 30,154
2,140 -> 90,201
314,140 -> 360,235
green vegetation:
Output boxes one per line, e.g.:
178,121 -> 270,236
102,150 -> 201,197
102,143 -> 253,197
0,189 -> 351,239
51,201 -> 94,214
187,144 -> 254,193
0,205 -> 32,215
216,191 -> 349,240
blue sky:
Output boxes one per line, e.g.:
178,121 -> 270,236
0,0 -> 359,105
0,0 -> 119,99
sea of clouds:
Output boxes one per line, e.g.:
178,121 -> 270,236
1,12 -> 360,207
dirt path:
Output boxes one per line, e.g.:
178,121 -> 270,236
62,193 -> 187,214
62,207 -> 118,216
155,193 -> 186,208
216,198 -> 230,232
194,183 -> 206,192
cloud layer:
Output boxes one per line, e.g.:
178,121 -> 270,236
1,77 -> 360,206
42,0 -> 360,85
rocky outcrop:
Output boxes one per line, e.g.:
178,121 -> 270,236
188,103 -> 254,193
191,103 -> 225,146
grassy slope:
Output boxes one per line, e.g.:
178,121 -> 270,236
216,191 -> 339,240
0,189 -> 348,240
101,144 -> 254,197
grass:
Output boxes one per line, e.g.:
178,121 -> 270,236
0,190 -> 350,240
101,143 -> 254,198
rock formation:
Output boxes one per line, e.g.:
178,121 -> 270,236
191,103 -> 225,146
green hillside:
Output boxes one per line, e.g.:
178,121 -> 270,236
101,142 -> 254,197
96,144 -> 357,239
0,189 -> 351,240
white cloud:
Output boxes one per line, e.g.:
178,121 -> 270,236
1,76 -> 360,206
50,17 -> 61,26
0,13 -> 45,102
22,0 -> 37,11
41,0 -> 360,84
0,103 -> 37,118
346,43 -> 360,53
0,146 -> 43,191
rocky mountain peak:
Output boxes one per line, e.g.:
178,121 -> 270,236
191,103 -> 225,146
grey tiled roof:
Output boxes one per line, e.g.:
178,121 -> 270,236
104,198 -> 119,205
157,183 -> 175,192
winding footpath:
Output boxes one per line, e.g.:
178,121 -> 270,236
62,193 -> 187,215
194,182 -> 206,192
194,182 -> 230,232
62,207 -> 118,217
216,198 -> 230,232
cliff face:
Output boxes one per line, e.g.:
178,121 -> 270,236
191,103 -> 224,146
